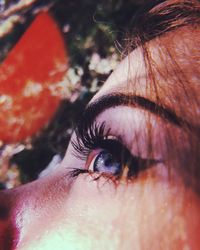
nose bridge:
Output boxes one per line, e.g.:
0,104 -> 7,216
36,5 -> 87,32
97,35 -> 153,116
0,188 -> 20,250
0,167 -> 74,249
0,179 -> 43,250
0,179 -> 44,250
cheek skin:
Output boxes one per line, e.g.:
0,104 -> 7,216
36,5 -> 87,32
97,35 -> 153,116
9,168 -> 200,250
70,175 -> 200,250
49,173 -> 200,250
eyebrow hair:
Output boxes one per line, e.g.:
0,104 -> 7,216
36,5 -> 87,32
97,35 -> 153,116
78,93 -> 186,130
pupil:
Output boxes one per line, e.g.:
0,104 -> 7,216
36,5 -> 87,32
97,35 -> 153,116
105,157 -> 112,166
93,151 -> 122,175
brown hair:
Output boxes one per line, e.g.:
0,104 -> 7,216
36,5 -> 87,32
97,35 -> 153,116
124,0 -> 200,193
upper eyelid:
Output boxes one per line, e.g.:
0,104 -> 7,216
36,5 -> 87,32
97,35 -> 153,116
73,93 -> 200,159
72,118 -> 162,162
71,96 -> 190,162
76,93 -> 199,138
73,107 -> 164,161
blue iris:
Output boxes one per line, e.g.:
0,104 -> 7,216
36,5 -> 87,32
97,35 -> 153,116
93,150 -> 122,175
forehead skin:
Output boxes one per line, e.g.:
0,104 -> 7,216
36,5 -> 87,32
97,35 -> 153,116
2,26 -> 200,250
93,27 -> 200,125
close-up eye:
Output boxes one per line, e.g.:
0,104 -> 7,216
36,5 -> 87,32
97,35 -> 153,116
89,149 -> 122,176
1,1 -> 200,250
86,139 -> 126,177
72,123 -> 160,182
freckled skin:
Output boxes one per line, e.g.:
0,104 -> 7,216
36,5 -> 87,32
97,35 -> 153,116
0,27 -> 200,250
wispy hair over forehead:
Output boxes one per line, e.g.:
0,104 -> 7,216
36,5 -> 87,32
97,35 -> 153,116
127,0 -> 200,49
122,0 -> 200,194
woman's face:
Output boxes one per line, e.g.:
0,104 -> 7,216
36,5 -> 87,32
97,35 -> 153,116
0,27 -> 200,250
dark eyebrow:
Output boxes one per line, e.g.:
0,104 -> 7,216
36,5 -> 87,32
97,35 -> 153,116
78,93 -> 186,130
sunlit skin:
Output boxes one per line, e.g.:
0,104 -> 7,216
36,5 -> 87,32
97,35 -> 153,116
0,25 -> 200,250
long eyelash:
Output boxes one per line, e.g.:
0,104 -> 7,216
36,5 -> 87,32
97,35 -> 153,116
71,121 -> 160,182
68,168 -> 120,186
69,168 -> 89,178
71,122 -> 111,160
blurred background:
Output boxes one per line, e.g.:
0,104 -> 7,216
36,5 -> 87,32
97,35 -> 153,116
0,0 -> 144,189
